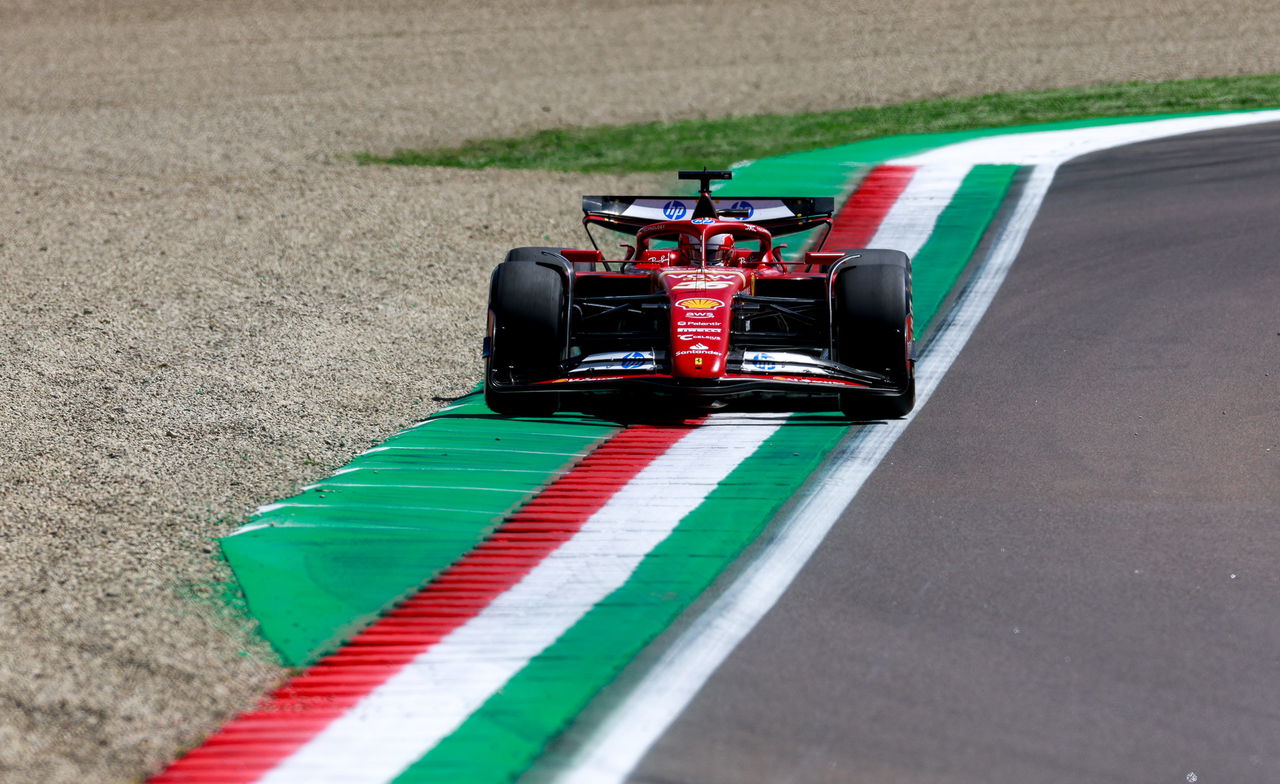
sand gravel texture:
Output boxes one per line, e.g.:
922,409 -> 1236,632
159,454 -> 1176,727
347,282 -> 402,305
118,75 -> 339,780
2,1 -> 1278,781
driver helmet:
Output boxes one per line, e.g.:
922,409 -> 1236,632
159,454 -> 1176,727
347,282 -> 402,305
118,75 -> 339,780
679,232 -> 735,265
677,233 -> 702,264
705,233 -> 734,265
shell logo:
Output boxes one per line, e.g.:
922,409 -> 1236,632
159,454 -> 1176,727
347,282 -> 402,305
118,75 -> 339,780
675,297 -> 723,310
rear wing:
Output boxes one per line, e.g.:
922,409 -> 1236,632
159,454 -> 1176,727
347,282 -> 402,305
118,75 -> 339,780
582,195 -> 835,237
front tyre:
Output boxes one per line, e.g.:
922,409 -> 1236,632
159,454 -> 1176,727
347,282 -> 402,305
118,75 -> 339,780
831,250 -> 915,420
484,259 -> 566,417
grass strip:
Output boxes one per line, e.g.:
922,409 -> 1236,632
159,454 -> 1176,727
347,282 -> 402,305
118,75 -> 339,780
355,75 -> 1280,173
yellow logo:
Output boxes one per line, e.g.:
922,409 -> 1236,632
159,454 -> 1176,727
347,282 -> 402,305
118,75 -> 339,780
675,297 -> 723,310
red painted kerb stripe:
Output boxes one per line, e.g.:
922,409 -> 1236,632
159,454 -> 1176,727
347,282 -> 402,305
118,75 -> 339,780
149,423 -> 696,784
825,165 -> 916,249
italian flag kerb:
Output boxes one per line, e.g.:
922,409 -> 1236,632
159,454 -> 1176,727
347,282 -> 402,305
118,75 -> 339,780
154,158 -> 1009,783
157,110 -> 1280,783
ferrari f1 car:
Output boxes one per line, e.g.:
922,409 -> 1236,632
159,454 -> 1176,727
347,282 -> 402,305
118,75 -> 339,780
483,169 -> 914,420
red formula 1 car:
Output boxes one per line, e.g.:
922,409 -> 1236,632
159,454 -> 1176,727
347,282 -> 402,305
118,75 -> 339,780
483,170 -> 914,420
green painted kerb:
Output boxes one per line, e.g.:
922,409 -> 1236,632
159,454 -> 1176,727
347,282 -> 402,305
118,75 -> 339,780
222,397 -> 619,664
913,164 -> 1017,333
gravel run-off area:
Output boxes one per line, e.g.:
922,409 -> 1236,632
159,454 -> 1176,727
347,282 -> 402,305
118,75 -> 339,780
3,1 -> 1280,781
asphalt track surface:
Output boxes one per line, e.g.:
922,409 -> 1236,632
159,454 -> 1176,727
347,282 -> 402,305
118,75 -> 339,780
629,123 -> 1280,783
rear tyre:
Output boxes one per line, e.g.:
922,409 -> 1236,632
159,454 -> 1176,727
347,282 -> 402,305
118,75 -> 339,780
504,245 -> 600,272
484,259 -> 566,417
504,247 -> 564,264
831,250 -> 915,420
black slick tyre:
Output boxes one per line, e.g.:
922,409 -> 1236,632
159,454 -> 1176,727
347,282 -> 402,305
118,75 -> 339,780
505,246 -> 598,272
504,247 -> 564,264
831,250 -> 915,420
484,259 -> 567,417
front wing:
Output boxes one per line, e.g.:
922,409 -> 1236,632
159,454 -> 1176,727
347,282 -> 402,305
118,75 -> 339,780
487,357 -> 906,403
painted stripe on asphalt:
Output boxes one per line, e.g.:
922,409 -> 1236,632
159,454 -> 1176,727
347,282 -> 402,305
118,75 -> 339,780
824,164 -> 915,249
302,484 -> 531,493
869,163 -> 971,257
363,446 -> 585,456
902,163 -> 1018,334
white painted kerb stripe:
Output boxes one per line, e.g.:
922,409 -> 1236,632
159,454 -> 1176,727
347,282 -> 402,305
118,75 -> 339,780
254,416 -> 783,784
895,110 -> 1280,166
869,163 -> 970,258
